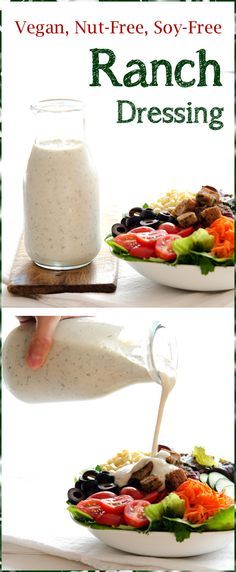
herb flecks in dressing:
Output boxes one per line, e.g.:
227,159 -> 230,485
3,320 -> 151,402
24,139 -> 100,268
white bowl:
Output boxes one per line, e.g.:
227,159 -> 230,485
127,261 -> 234,292
89,528 -> 233,557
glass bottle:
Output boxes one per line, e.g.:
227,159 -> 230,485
3,317 -> 177,402
24,99 -> 101,270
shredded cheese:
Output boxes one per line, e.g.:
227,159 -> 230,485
150,190 -> 195,214
101,449 -> 149,472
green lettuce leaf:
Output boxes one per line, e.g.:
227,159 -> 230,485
162,518 -> 192,542
204,506 -> 235,531
144,493 -> 185,523
95,464 -> 102,472
176,252 -> 234,275
68,505 -> 93,523
162,505 -> 235,539
105,237 -> 129,255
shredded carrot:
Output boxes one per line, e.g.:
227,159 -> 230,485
206,216 -> 234,259
176,479 -> 233,524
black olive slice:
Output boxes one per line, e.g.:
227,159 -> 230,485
141,208 -> 155,219
82,469 -> 98,481
67,487 -> 84,505
139,219 -> 159,229
97,483 -> 119,494
121,217 -> 129,227
97,471 -> 114,484
111,223 -> 127,237
80,480 -> 98,496
157,212 -> 177,224
129,207 -> 142,217
126,215 -> 141,229
74,480 -> 82,489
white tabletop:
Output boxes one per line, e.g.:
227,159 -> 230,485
2,543 -> 87,571
2,260 -> 233,308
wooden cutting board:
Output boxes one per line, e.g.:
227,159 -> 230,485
7,237 -> 118,296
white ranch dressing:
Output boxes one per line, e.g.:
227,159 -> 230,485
3,320 -> 151,402
151,370 -> 176,456
113,369 -> 176,488
24,139 -> 101,269
113,452 -> 177,490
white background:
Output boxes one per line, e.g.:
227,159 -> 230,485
2,1 -> 234,276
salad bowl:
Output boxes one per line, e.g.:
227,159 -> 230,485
126,260 -> 234,291
107,187 -> 234,292
88,527 -> 234,558
68,448 -> 234,559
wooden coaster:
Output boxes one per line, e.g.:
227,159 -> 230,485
7,237 -> 118,297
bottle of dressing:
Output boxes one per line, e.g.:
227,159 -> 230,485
24,99 -> 101,270
3,318 -> 177,408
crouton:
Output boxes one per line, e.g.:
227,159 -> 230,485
201,206 -> 222,225
165,468 -> 187,492
173,199 -> 197,218
177,212 -> 198,228
196,186 -> 220,206
140,475 -> 163,492
132,461 -> 153,481
166,452 -> 181,466
195,206 -> 206,219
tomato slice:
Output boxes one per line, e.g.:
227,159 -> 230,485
129,245 -> 155,259
128,226 -> 154,234
114,233 -> 139,251
143,491 -> 159,503
157,489 -> 169,502
144,489 -> 168,503
123,500 -> 150,528
178,226 -> 194,238
89,491 -> 117,499
76,498 -> 105,521
136,230 -> 167,247
158,222 -> 179,234
154,234 -> 179,261
120,487 -> 144,500
96,512 -> 123,527
100,494 -> 133,514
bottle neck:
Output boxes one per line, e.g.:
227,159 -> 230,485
33,111 -> 85,146
146,322 -> 178,383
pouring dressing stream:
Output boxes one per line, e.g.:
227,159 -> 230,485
151,369 -> 176,456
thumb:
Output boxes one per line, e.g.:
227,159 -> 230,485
26,317 -> 61,370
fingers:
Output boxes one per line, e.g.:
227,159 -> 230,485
26,317 -> 61,370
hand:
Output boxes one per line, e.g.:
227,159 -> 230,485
18,316 -> 61,370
